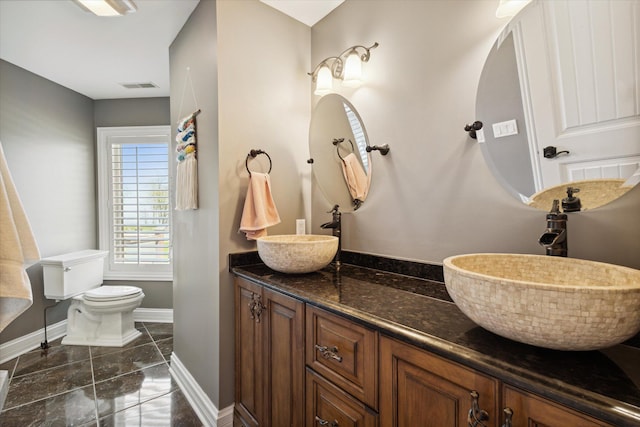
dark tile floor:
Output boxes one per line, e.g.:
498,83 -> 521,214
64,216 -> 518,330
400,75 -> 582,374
0,322 -> 203,426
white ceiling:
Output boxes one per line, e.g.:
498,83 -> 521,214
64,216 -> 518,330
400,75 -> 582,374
0,0 -> 342,100
260,0 -> 343,26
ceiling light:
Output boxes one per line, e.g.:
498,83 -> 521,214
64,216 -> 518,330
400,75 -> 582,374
308,42 -> 378,95
74,0 -> 137,17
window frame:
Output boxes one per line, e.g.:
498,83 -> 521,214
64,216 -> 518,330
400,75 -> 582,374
97,125 -> 173,281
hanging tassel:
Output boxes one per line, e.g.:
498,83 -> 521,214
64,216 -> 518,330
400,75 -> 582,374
176,154 -> 198,210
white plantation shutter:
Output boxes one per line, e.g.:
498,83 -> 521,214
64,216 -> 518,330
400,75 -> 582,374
98,126 -> 172,280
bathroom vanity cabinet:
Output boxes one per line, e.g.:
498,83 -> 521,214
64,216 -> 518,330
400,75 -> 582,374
234,277 -> 305,427
232,262 -> 635,427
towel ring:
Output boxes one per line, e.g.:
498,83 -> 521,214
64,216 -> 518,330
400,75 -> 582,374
245,149 -> 272,176
332,138 -> 355,161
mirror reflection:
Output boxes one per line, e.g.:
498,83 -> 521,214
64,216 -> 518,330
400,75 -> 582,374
309,94 -> 372,211
477,0 -> 640,211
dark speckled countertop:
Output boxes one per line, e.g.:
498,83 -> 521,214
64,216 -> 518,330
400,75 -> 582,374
230,251 -> 640,427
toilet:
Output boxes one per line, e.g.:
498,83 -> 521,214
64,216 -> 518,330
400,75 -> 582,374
41,250 -> 145,347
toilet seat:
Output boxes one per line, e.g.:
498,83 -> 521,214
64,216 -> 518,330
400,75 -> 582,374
84,285 -> 142,302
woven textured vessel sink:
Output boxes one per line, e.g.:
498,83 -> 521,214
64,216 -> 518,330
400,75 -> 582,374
527,178 -> 632,211
443,253 -> 640,351
257,235 -> 338,274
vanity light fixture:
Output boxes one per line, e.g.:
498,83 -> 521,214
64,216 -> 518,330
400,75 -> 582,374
73,0 -> 137,16
495,0 -> 531,18
308,42 -> 378,95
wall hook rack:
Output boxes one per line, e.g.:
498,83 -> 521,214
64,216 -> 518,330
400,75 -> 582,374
464,121 -> 483,139
366,144 -> 390,155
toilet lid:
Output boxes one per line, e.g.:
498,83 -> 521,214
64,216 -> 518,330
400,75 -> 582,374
84,285 -> 142,302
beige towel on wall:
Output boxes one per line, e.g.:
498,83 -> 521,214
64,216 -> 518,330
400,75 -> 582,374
239,172 -> 281,240
341,152 -> 369,204
0,142 -> 40,333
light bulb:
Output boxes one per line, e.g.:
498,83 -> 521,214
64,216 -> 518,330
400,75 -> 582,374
495,0 -> 531,18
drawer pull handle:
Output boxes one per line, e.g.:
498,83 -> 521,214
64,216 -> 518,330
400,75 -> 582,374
315,415 -> 338,427
501,407 -> 513,427
467,390 -> 489,427
315,344 -> 343,362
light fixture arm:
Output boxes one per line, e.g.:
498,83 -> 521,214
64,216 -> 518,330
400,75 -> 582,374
308,42 -> 379,82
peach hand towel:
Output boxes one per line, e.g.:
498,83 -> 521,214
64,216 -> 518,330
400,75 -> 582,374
0,141 -> 40,333
239,172 -> 281,240
341,153 -> 369,204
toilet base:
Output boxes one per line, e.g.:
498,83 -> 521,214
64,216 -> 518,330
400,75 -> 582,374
62,328 -> 141,347
62,293 -> 144,347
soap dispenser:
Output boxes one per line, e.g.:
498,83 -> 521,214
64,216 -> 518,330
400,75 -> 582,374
561,187 -> 581,212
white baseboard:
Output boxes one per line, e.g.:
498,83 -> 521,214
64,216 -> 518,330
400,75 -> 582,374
133,308 -> 173,323
169,352 -> 234,427
0,320 -> 67,364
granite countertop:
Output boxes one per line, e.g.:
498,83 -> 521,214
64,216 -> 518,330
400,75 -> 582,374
231,253 -> 640,427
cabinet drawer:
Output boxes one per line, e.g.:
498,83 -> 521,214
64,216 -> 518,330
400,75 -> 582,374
306,305 -> 378,409
502,384 -> 613,427
306,368 -> 378,427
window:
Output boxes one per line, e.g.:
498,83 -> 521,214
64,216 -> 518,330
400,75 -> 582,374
97,126 -> 172,280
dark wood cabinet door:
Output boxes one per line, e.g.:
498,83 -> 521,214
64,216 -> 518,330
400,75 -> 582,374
502,385 -> 612,427
235,278 -> 264,427
380,336 -> 499,427
263,287 -> 305,427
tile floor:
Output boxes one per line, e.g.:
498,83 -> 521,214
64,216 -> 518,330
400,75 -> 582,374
0,322 -> 203,426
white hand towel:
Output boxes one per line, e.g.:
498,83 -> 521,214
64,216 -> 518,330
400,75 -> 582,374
0,141 -> 40,332
239,172 -> 281,240
340,153 -> 370,204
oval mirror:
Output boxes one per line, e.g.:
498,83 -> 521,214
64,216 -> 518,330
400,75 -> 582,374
477,0 -> 640,211
309,94 -> 372,212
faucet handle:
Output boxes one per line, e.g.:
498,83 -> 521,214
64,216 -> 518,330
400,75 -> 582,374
327,204 -> 340,214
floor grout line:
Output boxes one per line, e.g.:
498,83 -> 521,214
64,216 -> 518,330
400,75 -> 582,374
88,345 -> 100,426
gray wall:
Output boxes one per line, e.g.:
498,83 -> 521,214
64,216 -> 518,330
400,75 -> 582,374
0,60 -> 173,344
169,0 -> 221,407
310,0 -> 640,270
476,32 -> 535,197
0,60 -> 95,343
169,0 -> 310,409
94,97 -> 170,127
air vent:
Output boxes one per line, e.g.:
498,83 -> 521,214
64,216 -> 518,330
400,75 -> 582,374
120,82 -> 158,89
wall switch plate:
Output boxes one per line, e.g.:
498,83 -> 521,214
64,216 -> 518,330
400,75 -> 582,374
492,119 -> 518,138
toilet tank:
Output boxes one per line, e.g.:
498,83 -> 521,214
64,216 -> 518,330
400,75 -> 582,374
41,250 -> 109,300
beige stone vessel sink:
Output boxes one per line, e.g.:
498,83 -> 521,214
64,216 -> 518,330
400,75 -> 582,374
257,235 -> 338,274
527,178 -> 631,211
443,253 -> 640,351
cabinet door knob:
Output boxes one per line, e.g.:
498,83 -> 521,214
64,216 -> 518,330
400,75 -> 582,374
315,415 -> 338,426
467,390 -> 489,427
248,293 -> 266,323
501,407 -> 513,427
314,344 -> 343,362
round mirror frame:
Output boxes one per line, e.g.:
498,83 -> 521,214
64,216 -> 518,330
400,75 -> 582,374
309,94 -> 372,212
